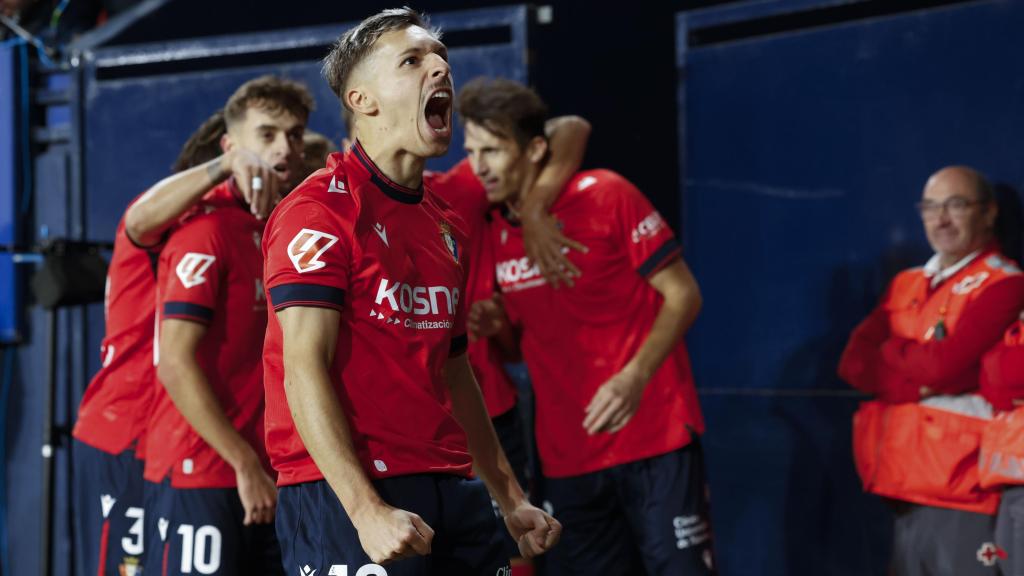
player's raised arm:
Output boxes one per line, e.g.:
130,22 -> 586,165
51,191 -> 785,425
444,354 -> 561,558
277,306 -> 434,564
126,149 -> 283,247
157,318 -> 277,525
520,115 -> 592,287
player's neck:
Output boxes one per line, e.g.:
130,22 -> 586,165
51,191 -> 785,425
507,167 -> 541,216
356,137 -> 425,189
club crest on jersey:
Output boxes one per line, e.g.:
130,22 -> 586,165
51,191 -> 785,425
439,222 -> 458,263
117,557 -> 142,576
287,228 -> 339,273
175,253 -> 216,288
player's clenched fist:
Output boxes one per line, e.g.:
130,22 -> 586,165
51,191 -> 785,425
467,295 -> 507,341
353,505 -> 435,565
504,501 -> 562,559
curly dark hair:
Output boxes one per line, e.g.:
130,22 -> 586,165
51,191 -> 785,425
172,109 -> 226,172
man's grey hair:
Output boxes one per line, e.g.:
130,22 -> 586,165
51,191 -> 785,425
322,7 -> 441,108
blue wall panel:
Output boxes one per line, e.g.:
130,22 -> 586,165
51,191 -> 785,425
0,43 -> 23,344
678,1 -> 1024,574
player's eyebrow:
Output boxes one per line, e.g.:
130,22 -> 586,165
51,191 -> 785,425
256,124 -> 280,132
398,41 -> 448,62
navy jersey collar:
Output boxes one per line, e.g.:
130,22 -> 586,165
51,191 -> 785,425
352,141 -> 424,204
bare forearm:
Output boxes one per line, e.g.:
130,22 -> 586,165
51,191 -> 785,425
628,275 -> 701,381
522,116 -> 591,216
284,358 -> 383,517
159,357 -> 257,469
447,357 -> 524,514
126,157 -> 227,246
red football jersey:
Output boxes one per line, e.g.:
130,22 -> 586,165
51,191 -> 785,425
73,197 -> 159,456
263,143 -> 474,487
427,159 -> 518,418
490,169 -> 705,478
144,181 -> 269,488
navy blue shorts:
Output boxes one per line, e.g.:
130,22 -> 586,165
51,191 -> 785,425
543,439 -> 717,576
490,404 -> 530,559
142,479 -> 283,576
73,439 -> 147,576
276,474 -> 508,575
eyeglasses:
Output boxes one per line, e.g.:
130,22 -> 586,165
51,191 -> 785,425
916,197 -> 982,220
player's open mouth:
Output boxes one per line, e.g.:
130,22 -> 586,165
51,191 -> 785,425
273,162 -> 290,182
424,89 -> 452,135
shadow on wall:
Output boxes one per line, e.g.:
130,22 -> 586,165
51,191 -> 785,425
995,183 -> 1023,265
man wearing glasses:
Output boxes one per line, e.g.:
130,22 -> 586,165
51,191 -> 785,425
839,166 -> 1024,575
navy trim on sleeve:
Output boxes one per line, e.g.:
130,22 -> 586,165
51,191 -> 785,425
269,283 -> 345,311
126,227 -> 169,252
637,238 -> 682,278
163,301 -> 214,323
450,333 -> 468,357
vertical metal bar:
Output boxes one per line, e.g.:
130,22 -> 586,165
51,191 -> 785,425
40,308 -> 56,576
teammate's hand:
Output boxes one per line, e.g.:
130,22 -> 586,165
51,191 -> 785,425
521,209 -> 586,289
583,367 -> 646,435
468,295 -> 506,342
504,501 -> 561,559
352,504 -> 434,565
222,149 -> 282,219
234,459 -> 278,525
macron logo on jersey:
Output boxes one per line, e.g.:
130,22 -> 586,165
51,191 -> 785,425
287,228 -> 339,273
374,223 -> 389,247
176,253 -> 216,288
374,278 -> 460,316
328,176 -> 347,194
100,494 -> 116,518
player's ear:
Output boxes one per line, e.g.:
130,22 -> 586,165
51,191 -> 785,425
526,136 -> 548,164
346,86 -> 377,117
220,133 -> 233,154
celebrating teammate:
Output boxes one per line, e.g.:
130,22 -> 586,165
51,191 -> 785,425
70,98 -> 283,576
141,75 -> 312,576
262,8 -> 560,574
462,78 -> 715,575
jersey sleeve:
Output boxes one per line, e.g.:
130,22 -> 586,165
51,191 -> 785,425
607,174 -> 681,277
159,218 -> 224,325
264,197 -> 352,312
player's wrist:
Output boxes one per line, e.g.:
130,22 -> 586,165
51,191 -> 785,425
621,362 -> 651,385
228,445 -> 262,474
207,154 -> 230,184
347,496 -> 390,528
493,481 -> 528,516
519,198 -> 547,222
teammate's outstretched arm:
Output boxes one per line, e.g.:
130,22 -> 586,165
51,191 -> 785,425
157,319 -> 278,524
520,115 -> 591,288
445,355 -> 562,558
584,259 -> 702,435
277,306 -> 434,565
125,150 -> 279,247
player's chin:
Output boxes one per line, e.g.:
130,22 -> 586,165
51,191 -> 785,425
418,120 -> 451,157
